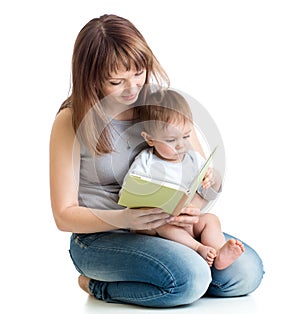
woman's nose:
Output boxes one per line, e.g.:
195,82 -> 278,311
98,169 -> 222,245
124,78 -> 136,90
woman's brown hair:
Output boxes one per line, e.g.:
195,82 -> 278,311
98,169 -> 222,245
59,14 -> 169,155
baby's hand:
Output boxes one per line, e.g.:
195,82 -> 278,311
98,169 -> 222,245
202,168 -> 215,189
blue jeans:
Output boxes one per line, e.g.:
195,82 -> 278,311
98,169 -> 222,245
69,231 -> 264,308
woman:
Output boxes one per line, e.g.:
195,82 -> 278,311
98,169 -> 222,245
49,14 -> 264,307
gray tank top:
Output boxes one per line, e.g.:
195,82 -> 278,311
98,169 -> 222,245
78,119 -> 147,210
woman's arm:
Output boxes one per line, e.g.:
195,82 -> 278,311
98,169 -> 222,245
49,109 -> 169,233
50,108 -> 113,232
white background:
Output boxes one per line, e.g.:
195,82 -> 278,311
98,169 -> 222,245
1,0 -> 299,313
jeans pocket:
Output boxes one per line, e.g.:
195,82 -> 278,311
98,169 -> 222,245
69,233 -> 105,275
72,232 -> 106,249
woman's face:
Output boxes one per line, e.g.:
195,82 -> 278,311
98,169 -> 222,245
102,68 -> 146,106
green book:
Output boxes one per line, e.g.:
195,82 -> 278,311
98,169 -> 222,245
118,147 -> 217,216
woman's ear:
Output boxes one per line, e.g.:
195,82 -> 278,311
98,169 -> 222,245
141,131 -> 154,146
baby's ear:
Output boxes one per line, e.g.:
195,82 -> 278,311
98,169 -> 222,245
141,131 -> 154,146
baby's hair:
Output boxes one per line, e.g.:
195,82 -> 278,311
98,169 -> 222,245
139,89 -> 193,134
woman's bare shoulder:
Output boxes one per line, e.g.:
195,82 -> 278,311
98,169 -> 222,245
52,108 -> 73,131
50,107 -> 75,144
54,107 -> 73,123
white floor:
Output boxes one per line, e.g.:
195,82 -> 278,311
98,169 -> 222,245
3,268 -> 295,314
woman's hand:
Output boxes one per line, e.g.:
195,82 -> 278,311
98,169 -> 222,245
93,207 -> 171,231
166,204 -> 201,228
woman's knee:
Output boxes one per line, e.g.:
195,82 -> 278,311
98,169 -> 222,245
235,246 -> 264,295
165,248 -> 212,305
179,263 -> 212,304
207,240 -> 264,297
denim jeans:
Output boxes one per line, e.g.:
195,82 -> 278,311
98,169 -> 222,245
69,231 -> 264,308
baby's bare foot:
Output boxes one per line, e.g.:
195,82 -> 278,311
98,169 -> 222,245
197,245 -> 217,267
214,239 -> 245,270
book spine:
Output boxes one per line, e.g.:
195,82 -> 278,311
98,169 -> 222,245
171,194 -> 188,216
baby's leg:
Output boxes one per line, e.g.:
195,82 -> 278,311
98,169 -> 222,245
193,213 -> 245,269
195,243 -> 217,267
134,229 -> 157,236
193,213 -> 226,248
214,239 -> 245,270
156,224 -> 216,266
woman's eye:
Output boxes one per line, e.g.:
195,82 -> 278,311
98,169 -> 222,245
109,81 -> 122,86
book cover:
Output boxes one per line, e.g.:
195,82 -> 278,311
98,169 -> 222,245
118,147 -> 217,216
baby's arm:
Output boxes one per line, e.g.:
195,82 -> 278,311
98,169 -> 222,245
197,168 -> 222,202
192,150 -> 222,202
202,167 -> 222,191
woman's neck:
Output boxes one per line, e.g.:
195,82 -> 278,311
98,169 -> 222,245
113,108 -> 137,121
102,98 -> 135,120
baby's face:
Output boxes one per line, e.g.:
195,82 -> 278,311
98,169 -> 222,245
151,121 -> 193,162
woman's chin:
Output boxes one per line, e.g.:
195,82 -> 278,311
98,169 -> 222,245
120,94 -> 139,104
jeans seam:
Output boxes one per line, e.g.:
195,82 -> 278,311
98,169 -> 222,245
69,249 -> 85,275
74,235 -> 89,249
210,279 -> 222,288
90,245 -> 177,298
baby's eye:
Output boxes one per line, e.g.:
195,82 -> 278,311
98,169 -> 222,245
135,70 -> 145,76
183,135 -> 191,140
165,139 -> 175,143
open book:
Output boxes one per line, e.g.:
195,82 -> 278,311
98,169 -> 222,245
118,147 -> 217,216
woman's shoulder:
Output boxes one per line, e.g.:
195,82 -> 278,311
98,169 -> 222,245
50,107 -> 75,143
54,107 -> 73,123
51,108 -> 73,131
